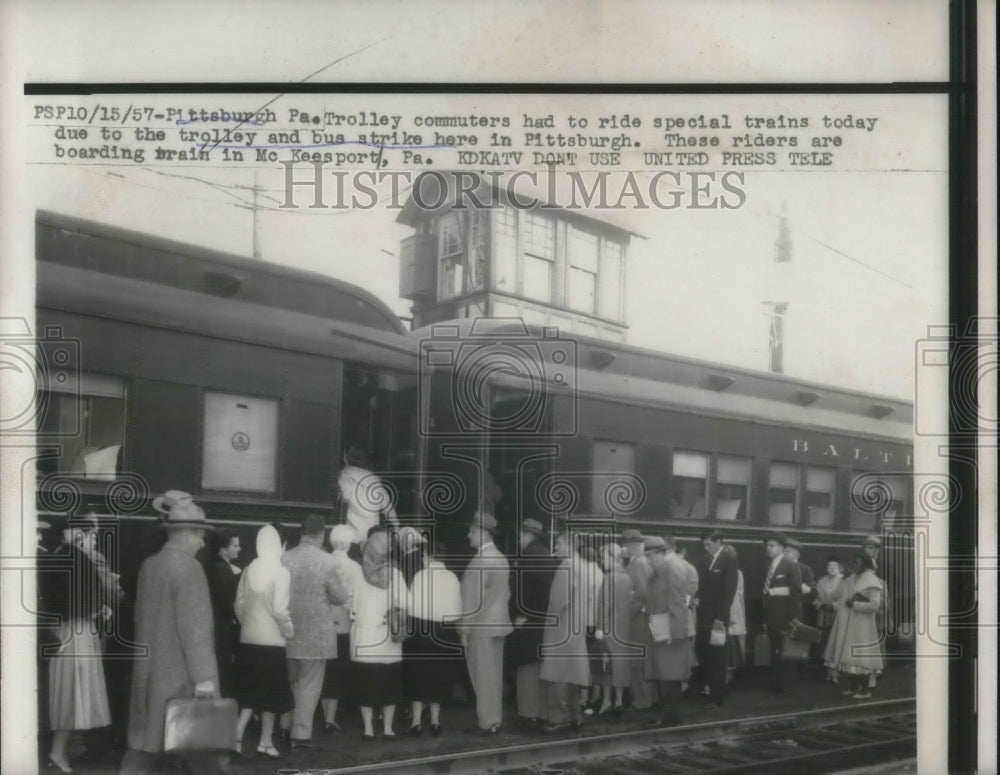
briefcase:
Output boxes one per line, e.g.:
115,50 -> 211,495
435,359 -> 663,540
780,635 -> 811,662
786,618 -> 822,644
164,698 -> 237,752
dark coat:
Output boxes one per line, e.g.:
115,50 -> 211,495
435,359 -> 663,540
797,561 -> 818,625
696,547 -> 738,630
762,556 -> 803,632
203,556 -> 240,697
507,538 -> 554,667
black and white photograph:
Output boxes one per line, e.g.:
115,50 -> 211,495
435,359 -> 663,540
0,3 -> 994,775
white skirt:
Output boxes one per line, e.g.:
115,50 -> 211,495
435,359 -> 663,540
48,619 -> 111,731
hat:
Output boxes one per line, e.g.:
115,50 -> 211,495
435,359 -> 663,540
621,528 -> 644,544
152,490 -> 193,515
643,535 -> 667,552
764,532 -> 789,547
471,511 -> 498,532
862,535 -> 882,549
37,520 -> 51,530
329,524 -> 356,546
520,518 -> 545,535
785,538 -> 804,551
161,501 -> 214,530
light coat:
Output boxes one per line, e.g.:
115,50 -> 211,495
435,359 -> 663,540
235,526 -> 293,646
824,570 -> 885,675
351,567 -> 407,663
625,552 -> 653,646
458,542 -> 513,639
597,567 -> 636,687
539,556 -> 591,687
126,546 -> 218,753
282,539 -> 350,658
329,549 -> 364,635
644,552 -> 693,682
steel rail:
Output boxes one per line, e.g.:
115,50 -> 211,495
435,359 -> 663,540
322,697 -> 915,775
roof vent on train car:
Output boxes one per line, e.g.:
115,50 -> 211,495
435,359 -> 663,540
794,390 -> 822,406
705,374 -> 735,391
870,403 -> 895,419
203,271 -> 244,297
588,349 -> 617,369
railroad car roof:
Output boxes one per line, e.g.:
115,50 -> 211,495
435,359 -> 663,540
35,211 -> 407,336
38,261 -> 419,372
412,317 -> 913,443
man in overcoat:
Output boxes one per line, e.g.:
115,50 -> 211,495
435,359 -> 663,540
459,510 -> 512,734
507,518 -> 555,725
642,535 -> 692,727
622,529 -> 656,710
538,533 -> 590,733
693,530 -> 738,705
282,513 -> 351,747
762,532 -> 803,694
120,502 -> 223,775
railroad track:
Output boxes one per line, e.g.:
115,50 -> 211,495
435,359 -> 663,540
324,698 -> 915,775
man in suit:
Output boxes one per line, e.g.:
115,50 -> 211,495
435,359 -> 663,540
762,532 -> 803,694
459,510 -> 512,735
282,514 -> 350,747
508,518 -> 554,726
693,531 -> 738,706
622,529 -> 656,710
784,538 -> 817,626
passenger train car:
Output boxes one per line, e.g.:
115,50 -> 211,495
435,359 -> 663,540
33,211 -> 915,645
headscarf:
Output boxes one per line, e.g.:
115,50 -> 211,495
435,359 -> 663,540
362,530 -> 391,589
245,524 -> 284,592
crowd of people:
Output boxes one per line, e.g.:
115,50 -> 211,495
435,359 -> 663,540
36,480 -> 892,773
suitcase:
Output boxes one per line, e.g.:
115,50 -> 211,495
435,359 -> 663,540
787,618 -> 822,644
780,635 -> 811,662
163,697 -> 238,752
753,632 -> 771,667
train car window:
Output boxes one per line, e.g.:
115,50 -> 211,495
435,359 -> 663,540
599,239 -> 624,322
591,441 -> 636,516
438,212 -> 465,299
716,456 -> 751,521
36,373 -> 125,480
806,466 -> 836,527
201,392 -> 278,494
670,450 -> 709,519
849,473 -> 907,530
567,226 -> 599,314
768,462 -> 799,525
522,212 -> 555,303
492,206 -> 517,291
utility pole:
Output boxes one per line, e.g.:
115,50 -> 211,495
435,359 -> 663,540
763,213 -> 792,374
252,170 -> 262,259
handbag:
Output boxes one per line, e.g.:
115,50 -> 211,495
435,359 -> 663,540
786,618 -> 822,644
709,623 -> 727,647
648,612 -> 672,643
163,697 -> 238,752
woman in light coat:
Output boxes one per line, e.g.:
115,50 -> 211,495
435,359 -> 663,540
824,555 -> 884,698
351,531 -> 408,740
815,557 -> 845,681
234,525 -> 295,758
595,543 -> 633,715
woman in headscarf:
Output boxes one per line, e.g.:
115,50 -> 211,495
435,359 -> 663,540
404,539 -> 462,737
824,554 -> 884,698
815,556 -> 845,681
351,531 -> 408,740
233,525 -> 294,758
594,542 -> 633,716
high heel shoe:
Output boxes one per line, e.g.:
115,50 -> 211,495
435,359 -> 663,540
47,755 -> 73,774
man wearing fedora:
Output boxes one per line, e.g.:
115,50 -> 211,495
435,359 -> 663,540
458,510 -> 512,735
761,532 -> 803,694
622,529 -> 656,710
507,518 -> 555,726
120,501 -> 223,775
